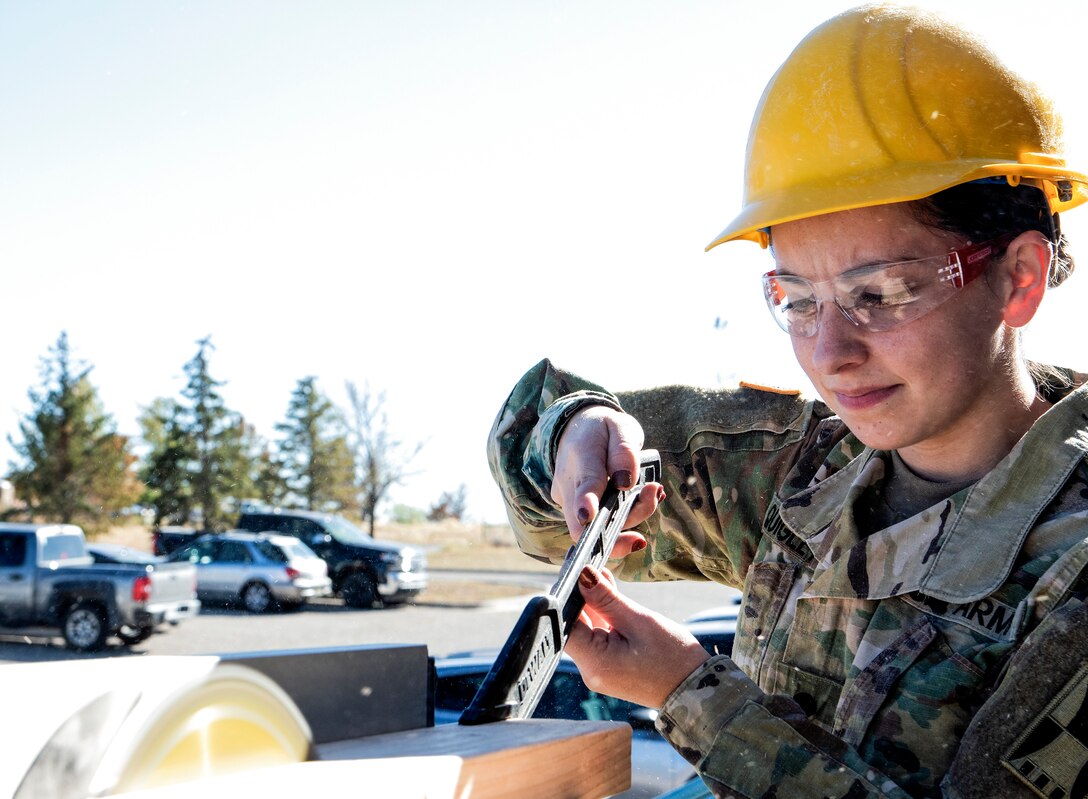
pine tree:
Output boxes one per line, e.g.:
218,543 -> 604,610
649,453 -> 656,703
137,339 -> 261,529
138,398 -> 195,526
220,416 -> 264,514
179,337 -> 257,530
275,377 -> 355,511
7,332 -> 141,531
252,444 -> 290,508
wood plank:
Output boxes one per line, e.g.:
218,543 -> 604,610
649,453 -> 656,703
114,720 -> 631,799
316,719 -> 632,799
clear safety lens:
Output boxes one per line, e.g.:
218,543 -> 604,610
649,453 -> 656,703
761,235 -> 1013,337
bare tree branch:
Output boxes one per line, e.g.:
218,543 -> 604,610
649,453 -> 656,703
345,380 -> 424,536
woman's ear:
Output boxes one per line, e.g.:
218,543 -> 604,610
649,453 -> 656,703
998,231 -> 1051,328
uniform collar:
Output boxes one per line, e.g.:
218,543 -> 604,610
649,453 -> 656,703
779,382 -> 1088,603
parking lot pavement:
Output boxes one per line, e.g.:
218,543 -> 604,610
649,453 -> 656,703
0,576 -> 729,664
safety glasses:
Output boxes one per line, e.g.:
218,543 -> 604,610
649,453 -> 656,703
761,234 -> 1016,337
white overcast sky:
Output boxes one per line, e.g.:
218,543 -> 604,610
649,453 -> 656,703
3,1 -> 1087,524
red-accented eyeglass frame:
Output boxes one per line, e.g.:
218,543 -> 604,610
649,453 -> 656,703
762,232 -> 1018,318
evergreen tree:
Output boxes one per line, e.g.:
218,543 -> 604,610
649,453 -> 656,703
179,337 -> 257,529
7,332 -> 141,530
252,444 -> 289,508
137,339 -> 261,529
138,397 -> 195,526
275,377 -> 355,511
218,415 -> 263,516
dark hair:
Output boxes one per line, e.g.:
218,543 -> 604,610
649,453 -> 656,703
909,182 -> 1074,288
912,182 -> 1076,392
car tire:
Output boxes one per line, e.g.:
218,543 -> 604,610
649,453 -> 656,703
341,573 -> 378,609
63,601 -> 108,651
117,625 -> 153,645
241,581 -> 273,614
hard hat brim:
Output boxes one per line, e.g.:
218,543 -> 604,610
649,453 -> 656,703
705,161 -> 1088,251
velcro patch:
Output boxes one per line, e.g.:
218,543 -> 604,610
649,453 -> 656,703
919,594 -> 1021,641
941,601 -> 1088,798
761,497 -> 810,564
1003,663 -> 1088,799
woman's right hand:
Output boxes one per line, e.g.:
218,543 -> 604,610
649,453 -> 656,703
551,405 -> 665,557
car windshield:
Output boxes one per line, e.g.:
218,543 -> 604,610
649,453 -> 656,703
321,515 -> 370,544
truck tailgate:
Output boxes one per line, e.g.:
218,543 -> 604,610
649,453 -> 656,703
149,562 -> 197,604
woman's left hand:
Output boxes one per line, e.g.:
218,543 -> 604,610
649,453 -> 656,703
565,566 -> 711,710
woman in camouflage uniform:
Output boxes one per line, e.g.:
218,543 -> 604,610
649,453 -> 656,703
488,5 -> 1088,798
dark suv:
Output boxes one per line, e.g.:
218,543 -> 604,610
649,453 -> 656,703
235,509 -> 427,608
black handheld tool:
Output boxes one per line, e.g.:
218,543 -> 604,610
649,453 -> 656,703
459,450 -> 661,725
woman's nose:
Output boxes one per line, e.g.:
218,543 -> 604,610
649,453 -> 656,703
807,299 -> 868,373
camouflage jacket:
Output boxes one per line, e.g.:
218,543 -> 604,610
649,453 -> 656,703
487,359 -> 1088,799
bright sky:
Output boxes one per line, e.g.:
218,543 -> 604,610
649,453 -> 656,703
3,1 -> 1087,525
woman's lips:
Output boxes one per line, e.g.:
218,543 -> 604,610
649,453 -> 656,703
833,385 -> 899,411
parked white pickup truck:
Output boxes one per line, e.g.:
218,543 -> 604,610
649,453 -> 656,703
0,522 -> 201,650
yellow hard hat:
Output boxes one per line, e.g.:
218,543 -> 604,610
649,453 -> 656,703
707,3 -> 1088,250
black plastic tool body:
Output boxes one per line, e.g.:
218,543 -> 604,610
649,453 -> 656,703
459,450 -> 661,725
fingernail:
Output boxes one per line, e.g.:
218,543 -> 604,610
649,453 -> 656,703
577,507 -> 590,526
631,538 -> 647,552
657,487 -> 667,503
579,566 -> 599,589
613,470 -> 633,490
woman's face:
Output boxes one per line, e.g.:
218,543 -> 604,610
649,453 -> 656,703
771,203 -> 1012,459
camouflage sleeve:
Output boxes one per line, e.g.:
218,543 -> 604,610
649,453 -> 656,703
657,657 -> 913,799
656,603 -> 1088,798
486,358 -> 623,564
487,359 -> 827,585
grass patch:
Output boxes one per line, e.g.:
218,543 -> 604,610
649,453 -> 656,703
414,579 -> 534,607
425,542 -> 557,573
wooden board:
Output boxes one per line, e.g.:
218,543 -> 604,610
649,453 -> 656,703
318,719 -> 632,798
115,719 -> 631,799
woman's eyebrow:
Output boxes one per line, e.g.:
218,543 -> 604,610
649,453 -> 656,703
773,250 -> 930,279
848,251 -> 933,270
